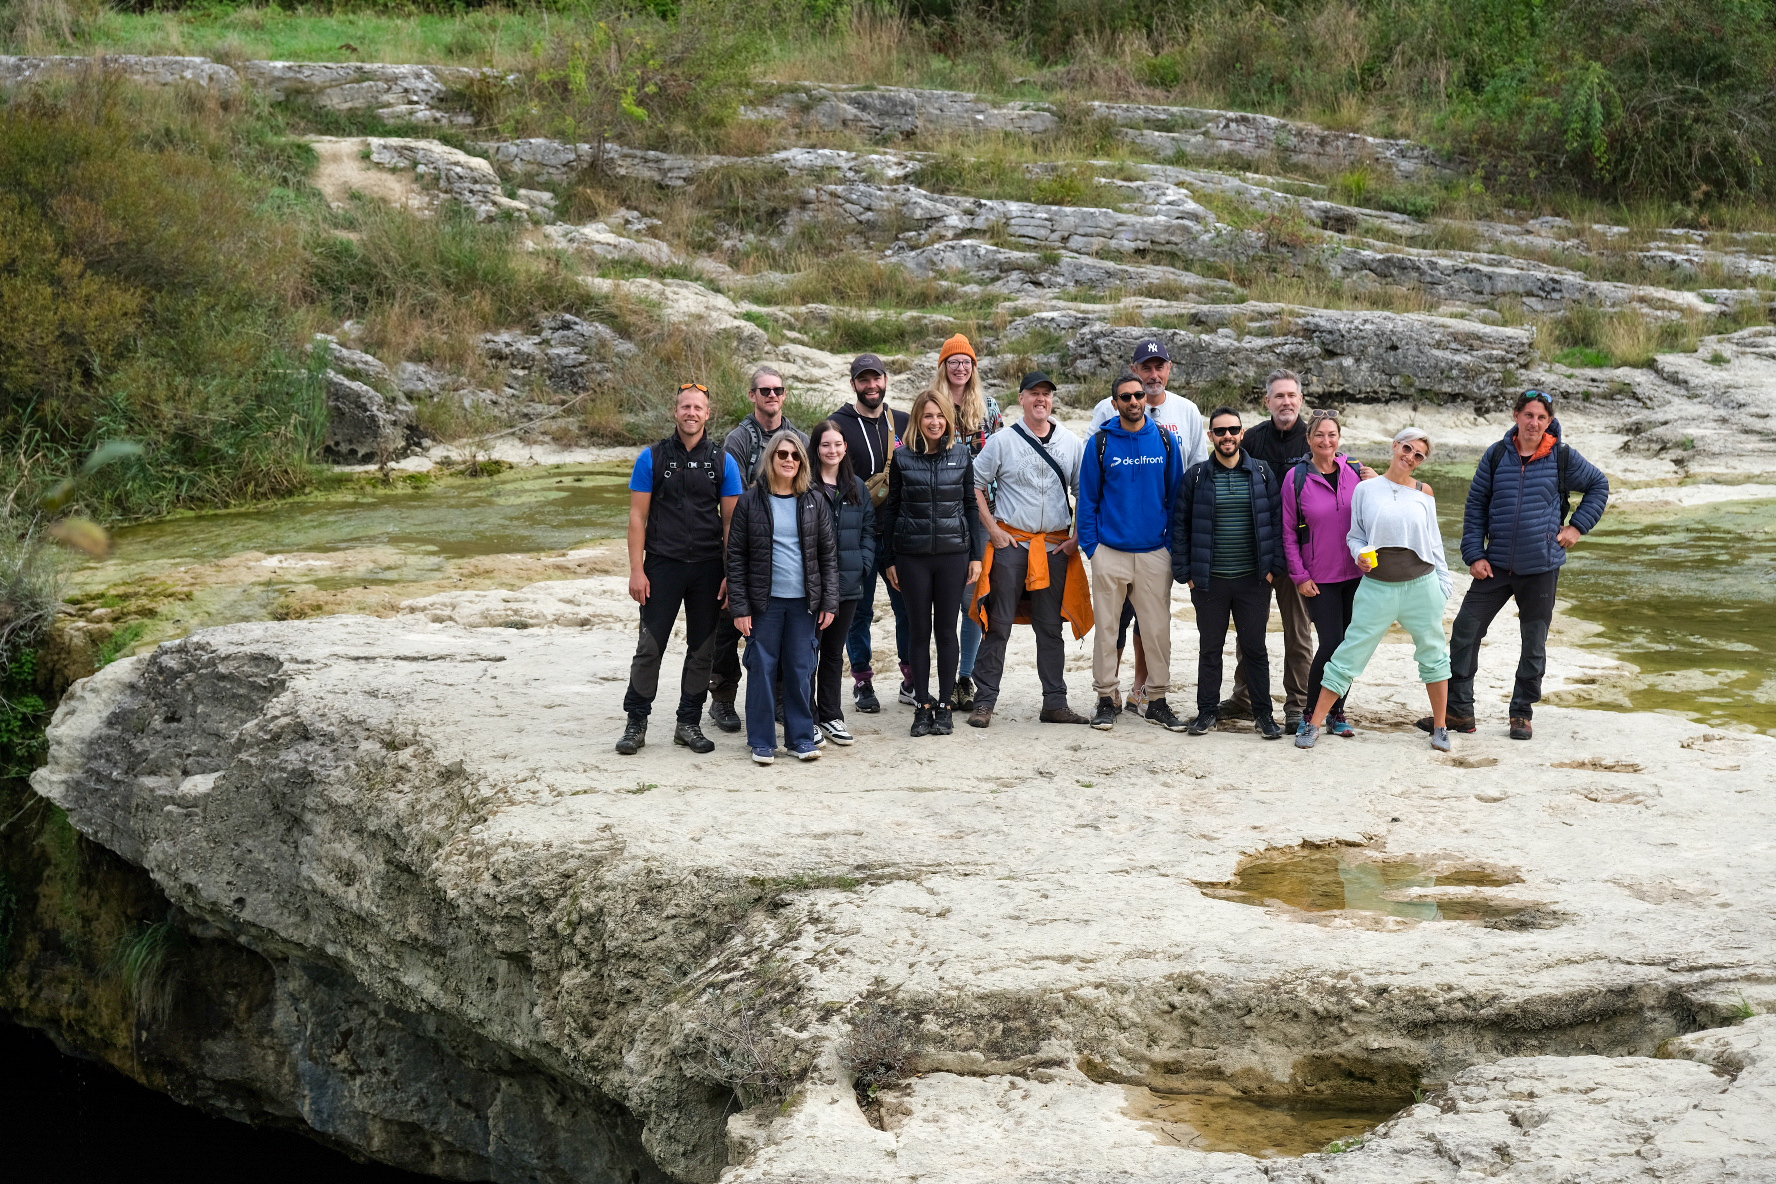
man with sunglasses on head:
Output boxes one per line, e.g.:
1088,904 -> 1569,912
616,382 -> 744,756
1428,390 -> 1610,741
707,367 -> 809,734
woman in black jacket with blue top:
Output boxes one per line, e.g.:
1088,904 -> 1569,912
881,390 -> 986,737
808,419 -> 875,746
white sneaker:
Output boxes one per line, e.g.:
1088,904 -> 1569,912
820,719 -> 856,745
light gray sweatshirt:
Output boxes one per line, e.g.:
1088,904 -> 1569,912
1347,477 -> 1452,597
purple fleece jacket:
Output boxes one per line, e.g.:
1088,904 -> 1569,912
1281,455 -> 1365,586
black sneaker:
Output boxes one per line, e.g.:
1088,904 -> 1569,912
1090,696 -> 1117,730
1254,716 -> 1284,740
615,715 -> 647,755
898,680 -> 917,706
673,721 -> 715,753
952,676 -> 975,712
853,680 -> 881,713
1144,698 -> 1188,732
931,703 -> 955,735
1217,697 -> 1254,722
1187,709 -> 1219,736
708,699 -> 743,733
910,705 -> 934,737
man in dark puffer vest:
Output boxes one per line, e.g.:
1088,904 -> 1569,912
1436,390 -> 1609,741
1172,406 -> 1288,739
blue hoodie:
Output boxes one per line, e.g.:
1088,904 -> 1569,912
1077,417 -> 1183,556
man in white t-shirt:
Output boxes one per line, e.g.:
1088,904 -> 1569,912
1087,339 -> 1208,711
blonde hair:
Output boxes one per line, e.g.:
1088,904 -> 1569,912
929,357 -> 986,434
757,429 -> 813,494
1393,426 -> 1433,455
906,389 -> 957,454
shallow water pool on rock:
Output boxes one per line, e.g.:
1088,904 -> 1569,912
1193,844 -> 1532,923
1122,1087 -> 1411,1157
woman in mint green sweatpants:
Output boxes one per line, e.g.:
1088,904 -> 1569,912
1298,428 -> 1455,752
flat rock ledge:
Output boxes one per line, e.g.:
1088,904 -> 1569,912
29,599 -> 1776,1183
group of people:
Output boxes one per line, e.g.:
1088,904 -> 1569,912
616,337 -> 1611,764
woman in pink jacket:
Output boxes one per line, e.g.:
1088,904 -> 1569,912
1282,411 -> 1374,736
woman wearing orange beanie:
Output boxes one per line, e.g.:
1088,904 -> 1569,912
927,334 -> 1003,711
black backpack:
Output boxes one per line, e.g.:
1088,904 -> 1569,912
1290,458 -> 1367,547
1487,439 -> 1573,525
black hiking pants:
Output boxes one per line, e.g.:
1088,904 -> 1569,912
623,557 -> 724,724
1448,568 -> 1559,721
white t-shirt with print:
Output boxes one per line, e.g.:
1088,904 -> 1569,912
1089,390 -> 1209,470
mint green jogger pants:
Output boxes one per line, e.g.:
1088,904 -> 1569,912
1321,572 -> 1451,696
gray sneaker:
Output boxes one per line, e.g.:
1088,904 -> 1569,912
1431,727 -> 1452,752
1294,720 -> 1321,749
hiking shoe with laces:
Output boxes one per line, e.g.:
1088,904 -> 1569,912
708,699 -> 742,733
1295,720 -> 1321,749
1040,705 -> 1090,725
898,680 -> 917,706
967,704 -> 992,728
1217,697 -> 1253,722
819,719 -> 855,745
673,722 -> 715,753
1090,696 -> 1117,730
931,704 -> 955,735
1145,698 -> 1188,732
910,706 -> 934,737
853,680 -> 880,713
1255,716 -> 1284,740
750,747 -> 775,765
1510,717 -> 1534,740
1416,715 -> 1475,734
952,676 -> 975,712
792,745 -> 821,761
1328,712 -> 1357,738
1124,687 -> 1148,716
615,715 -> 647,755
1431,727 -> 1453,752
1187,709 -> 1219,736
1284,710 -> 1302,735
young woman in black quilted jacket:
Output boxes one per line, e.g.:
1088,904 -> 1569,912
808,419 -> 875,747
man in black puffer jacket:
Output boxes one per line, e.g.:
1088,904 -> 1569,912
1171,407 -> 1287,739
1436,391 -> 1609,741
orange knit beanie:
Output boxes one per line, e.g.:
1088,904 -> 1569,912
938,334 -> 977,363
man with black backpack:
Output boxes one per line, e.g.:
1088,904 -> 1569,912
1431,390 -> 1610,741
617,382 -> 744,755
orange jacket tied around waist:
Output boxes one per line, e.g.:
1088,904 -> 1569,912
970,525 -> 1095,639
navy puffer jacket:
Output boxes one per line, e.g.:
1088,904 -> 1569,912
1170,453 -> 1287,588
1461,420 -> 1609,576
815,476 -> 875,602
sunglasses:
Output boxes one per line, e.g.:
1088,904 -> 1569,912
753,385 -> 785,396
773,448 -> 802,461
1113,389 -> 1144,402
1398,443 -> 1427,460
679,382 -> 708,393
1521,390 -> 1554,408
1210,424 -> 1242,436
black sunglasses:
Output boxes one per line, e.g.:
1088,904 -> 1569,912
753,385 -> 785,395
1209,424 -> 1242,436
1113,389 -> 1144,402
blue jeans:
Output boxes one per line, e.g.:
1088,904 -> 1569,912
958,582 -> 981,678
745,596 -> 820,754
846,551 -> 909,679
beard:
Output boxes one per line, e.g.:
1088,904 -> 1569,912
855,386 -> 886,411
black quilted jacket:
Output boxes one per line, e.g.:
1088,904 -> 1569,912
725,485 -> 840,618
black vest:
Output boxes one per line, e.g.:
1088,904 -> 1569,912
645,433 -> 725,563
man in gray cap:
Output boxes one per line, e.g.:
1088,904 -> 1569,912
830,354 -> 912,713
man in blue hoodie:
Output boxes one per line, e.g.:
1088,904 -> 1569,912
1431,391 -> 1609,741
1078,372 -> 1186,732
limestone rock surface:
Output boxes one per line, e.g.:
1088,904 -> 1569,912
323,371 -> 416,462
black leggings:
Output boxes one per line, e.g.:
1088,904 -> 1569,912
1304,577 -> 1360,715
815,599 -> 860,723
895,551 -> 969,706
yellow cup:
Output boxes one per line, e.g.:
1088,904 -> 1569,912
1360,549 -> 1379,569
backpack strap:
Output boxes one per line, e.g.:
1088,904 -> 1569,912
1291,460 -> 1312,547
1011,421 -> 1073,516
1557,442 -> 1572,525
1094,428 -> 1110,503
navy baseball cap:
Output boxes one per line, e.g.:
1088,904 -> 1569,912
1131,338 -> 1170,365
1018,370 -> 1056,392
850,353 -> 886,379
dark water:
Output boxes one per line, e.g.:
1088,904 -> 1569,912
0,1022 -> 437,1183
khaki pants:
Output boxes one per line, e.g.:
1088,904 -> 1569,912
1230,576 -> 1312,716
1090,546 -> 1173,698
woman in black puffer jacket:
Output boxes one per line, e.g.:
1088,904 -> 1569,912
726,430 -> 839,765
881,390 -> 986,737
808,419 -> 875,746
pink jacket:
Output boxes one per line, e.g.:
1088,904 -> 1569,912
1282,456 -> 1365,586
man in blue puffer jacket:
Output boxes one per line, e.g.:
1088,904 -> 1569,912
1437,391 -> 1610,740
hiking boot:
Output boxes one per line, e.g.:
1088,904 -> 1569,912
853,679 -> 880,714
1255,716 -> 1284,740
750,747 -> 775,765
910,705 -> 934,737
1328,712 -> 1357,738
1217,697 -> 1253,722
1145,698 -> 1188,732
1295,720 -> 1321,749
1416,715 -> 1475,734
708,698 -> 742,733
673,722 -> 715,754
1431,727 -> 1453,753
1124,687 -> 1148,716
1510,717 -> 1534,741
614,715 -> 647,755
1284,709 -> 1302,735
898,680 -> 917,706
1090,696 -> 1117,730
931,703 -> 955,735
1187,709 -> 1219,736
819,719 -> 855,746
1040,705 -> 1090,725
967,704 -> 992,728
952,676 -> 975,712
